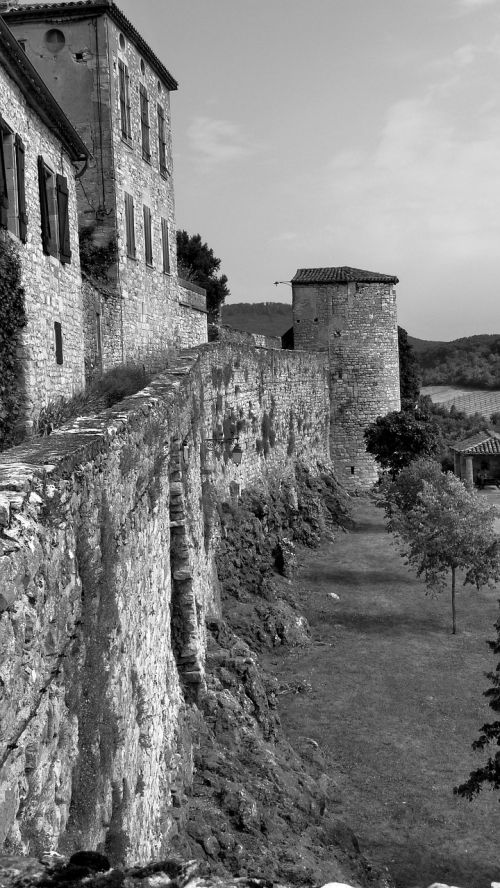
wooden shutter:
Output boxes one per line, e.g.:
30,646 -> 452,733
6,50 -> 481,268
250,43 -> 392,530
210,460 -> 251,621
125,192 -> 135,258
143,205 -> 153,265
38,155 -> 51,254
161,217 -> 170,273
15,135 -> 27,242
56,174 -> 71,263
140,85 -> 150,161
0,123 -> 8,229
119,61 -> 131,139
157,104 -> 167,176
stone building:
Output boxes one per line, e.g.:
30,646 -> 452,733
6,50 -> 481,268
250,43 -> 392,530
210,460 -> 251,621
451,429 -> 500,487
5,0 -> 207,381
291,266 -> 401,488
0,14 -> 88,428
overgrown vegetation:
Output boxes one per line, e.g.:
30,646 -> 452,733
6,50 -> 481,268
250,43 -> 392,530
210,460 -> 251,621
0,235 -> 27,451
79,225 -> 118,285
35,364 -> 151,435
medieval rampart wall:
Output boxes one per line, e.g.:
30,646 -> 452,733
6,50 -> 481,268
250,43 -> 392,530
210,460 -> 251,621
0,343 -> 329,861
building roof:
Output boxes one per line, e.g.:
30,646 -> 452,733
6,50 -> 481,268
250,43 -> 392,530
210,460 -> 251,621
0,15 -> 88,159
291,266 -> 399,285
451,429 -> 500,455
4,1 -> 178,91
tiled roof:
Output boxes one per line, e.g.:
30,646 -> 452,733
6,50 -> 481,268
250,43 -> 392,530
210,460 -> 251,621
4,1 -> 178,90
291,266 -> 399,285
0,16 -> 88,159
451,429 -> 500,455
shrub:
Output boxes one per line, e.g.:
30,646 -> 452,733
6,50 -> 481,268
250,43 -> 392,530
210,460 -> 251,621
0,236 -> 27,450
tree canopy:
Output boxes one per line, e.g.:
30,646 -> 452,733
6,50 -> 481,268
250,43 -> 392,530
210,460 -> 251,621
176,230 -> 230,324
386,465 -> 500,634
398,325 -> 421,411
364,410 -> 442,479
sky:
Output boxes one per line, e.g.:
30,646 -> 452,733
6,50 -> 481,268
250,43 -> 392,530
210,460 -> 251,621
116,0 -> 500,340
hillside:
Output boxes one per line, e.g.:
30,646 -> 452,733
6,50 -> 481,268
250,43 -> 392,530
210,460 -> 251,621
222,301 -> 292,338
409,334 -> 500,388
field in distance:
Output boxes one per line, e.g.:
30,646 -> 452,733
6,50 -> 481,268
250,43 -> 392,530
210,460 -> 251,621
421,385 -> 500,418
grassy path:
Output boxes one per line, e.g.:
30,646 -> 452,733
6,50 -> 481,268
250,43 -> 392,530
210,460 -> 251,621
270,496 -> 500,888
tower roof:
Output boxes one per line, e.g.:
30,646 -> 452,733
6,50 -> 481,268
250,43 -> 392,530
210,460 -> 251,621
0,15 -> 88,159
291,266 -> 399,285
4,0 -> 178,90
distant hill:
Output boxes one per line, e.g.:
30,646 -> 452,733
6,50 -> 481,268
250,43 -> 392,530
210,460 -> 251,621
409,334 -> 500,389
222,302 -> 292,338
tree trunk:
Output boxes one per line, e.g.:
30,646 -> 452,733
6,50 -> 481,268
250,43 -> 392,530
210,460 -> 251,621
451,565 -> 457,635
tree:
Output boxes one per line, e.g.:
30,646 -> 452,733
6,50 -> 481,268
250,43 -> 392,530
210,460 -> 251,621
388,469 -> 500,634
364,410 -> 442,479
398,326 -> 421,411
176,230 -> 230,324
454,611 -> 500,800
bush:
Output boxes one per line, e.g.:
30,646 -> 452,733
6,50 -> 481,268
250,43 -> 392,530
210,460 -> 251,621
0,236 -> 27,450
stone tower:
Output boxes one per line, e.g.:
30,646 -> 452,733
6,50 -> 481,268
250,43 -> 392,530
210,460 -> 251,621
291,266 -> 400,489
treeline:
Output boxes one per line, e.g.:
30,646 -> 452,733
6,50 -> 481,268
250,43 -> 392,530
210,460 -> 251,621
221,302 -> 292,338
411,335 -> 500,389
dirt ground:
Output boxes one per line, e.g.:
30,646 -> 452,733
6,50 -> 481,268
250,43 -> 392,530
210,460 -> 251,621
266,495 -> 500,888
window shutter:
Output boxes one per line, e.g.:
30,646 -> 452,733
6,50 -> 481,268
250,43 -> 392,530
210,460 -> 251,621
0,123 -> 9,229
125,192 -> 135,258
161,217 -> 170,273
37,155 -> 51,254
140,85 -> 150,161
15,135 -> 27,242
157,104 -> 167,176
56,174 -> 71,263
119,61 -> 131,139
143,205 -> 153,265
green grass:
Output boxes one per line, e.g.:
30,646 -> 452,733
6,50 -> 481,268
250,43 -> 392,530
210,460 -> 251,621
268,497 -> 500,888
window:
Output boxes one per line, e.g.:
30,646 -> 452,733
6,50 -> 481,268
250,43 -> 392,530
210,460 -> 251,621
161,217 -> 170,273
54,322 -> 63,365
139,84 -> 150,162
56,174 -> 71,263
38,157 -> 70,262
143,205 -> 153,266
0,120 -> 27,241
38,156 -> 57,257
124,192 -> 136,258
157,103 -> 167,176
118,60 -> 131,141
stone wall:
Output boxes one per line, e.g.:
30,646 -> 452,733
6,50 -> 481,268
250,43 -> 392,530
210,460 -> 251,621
0,60 -> 84,427
0,342 -> 330,861
176,280 -> 208,349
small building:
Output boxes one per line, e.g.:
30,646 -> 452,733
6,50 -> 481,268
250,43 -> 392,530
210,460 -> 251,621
291,265 -> 400,489
0,14 -> 88,430
451,429 -> 500,487
5,0 -> 207,381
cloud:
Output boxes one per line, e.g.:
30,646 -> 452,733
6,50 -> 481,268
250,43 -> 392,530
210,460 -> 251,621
187,116 -> 261,166
458,0 -> 497,8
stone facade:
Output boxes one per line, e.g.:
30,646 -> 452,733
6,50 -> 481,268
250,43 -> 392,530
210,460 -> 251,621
0,17 -> 88,428
0,341 -> 329,860
292,267 -> 401,489
5,2 -> 207,375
